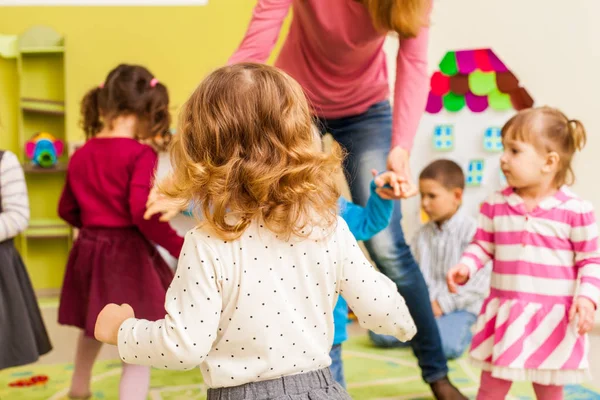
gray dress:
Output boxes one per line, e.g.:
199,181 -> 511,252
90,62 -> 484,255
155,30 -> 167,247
0,150 -> 52,370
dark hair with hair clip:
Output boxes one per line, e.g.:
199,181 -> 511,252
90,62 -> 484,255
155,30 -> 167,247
80,64 -> 171,151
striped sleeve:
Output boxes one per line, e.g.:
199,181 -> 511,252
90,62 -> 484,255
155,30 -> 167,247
572,200 -> 600,307
436,216 -> 490,315
0,151 -> 29,241
460,196 -> 497,278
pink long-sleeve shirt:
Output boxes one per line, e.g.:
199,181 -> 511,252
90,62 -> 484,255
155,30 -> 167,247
228,0 -> 430,151
461,187 -> 600,308
460,187 -> 600,378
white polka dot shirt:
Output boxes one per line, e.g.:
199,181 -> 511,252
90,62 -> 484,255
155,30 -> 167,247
118,217 -> 416,388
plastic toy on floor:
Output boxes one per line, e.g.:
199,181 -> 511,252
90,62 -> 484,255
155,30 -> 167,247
8,375 -> 49,388
25,132 -> 64,168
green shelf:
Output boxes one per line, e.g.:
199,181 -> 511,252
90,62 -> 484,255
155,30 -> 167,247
20,46 -> 64,55
24,219 -> 70,239
23,161 -> 67,174
0,34 -> 17,59
21,98 -> 65,115
8,25 -> 72,291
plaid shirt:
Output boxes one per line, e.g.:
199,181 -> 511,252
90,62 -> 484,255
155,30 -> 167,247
412,207 -> 491,315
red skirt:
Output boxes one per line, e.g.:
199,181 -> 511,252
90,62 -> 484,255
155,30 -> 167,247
58,227 -> 174,337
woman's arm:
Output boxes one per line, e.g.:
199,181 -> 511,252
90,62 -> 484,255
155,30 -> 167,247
228,0 -> 293,65
387,6 -> 432,198
391,25 -> 430,153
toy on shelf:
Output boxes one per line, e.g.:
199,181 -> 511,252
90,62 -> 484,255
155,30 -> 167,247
25,132 -> 64,168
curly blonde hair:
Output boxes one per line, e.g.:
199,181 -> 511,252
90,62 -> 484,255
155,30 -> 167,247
163,63 -> 343,240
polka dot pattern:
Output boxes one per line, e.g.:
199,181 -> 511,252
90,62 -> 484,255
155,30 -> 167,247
117,218 -> 416,388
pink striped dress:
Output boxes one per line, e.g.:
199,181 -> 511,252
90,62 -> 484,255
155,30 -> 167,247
461,186 -> 600,385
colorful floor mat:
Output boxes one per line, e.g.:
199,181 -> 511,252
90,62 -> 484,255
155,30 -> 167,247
1,336 -> 599,399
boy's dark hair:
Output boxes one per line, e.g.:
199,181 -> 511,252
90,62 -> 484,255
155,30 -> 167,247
80,64 -> 171,151
419,159 -> 465,190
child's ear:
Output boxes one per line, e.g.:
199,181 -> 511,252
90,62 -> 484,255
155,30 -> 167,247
543,151 -> 560,174
454,188 -> 463,202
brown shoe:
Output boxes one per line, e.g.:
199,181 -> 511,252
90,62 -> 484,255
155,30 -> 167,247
429,376 -> 468,400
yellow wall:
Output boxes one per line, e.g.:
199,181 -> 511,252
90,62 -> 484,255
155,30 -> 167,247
0,57 -> 19,151
0,3 -> 289,143
0,3 -> 289,291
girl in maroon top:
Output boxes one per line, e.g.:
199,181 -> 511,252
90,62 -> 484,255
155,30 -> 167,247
57,64 -> 184,400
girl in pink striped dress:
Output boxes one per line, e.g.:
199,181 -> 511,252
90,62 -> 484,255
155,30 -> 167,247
447,106 -> 599,400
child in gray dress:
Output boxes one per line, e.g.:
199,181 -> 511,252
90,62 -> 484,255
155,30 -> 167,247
0,149 -> 52,370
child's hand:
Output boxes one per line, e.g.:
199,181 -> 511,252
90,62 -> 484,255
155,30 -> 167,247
447,264 -> 470,293
431,300 -> 443,317
372,169 -> 404,200
144,186 -> 185,222
569,297 -> 596,335
95,304 -> 135,345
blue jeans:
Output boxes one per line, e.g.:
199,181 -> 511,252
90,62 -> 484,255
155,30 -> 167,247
318,100 -> 448,383
369,311 -> 477,360
329,344 -> 346,388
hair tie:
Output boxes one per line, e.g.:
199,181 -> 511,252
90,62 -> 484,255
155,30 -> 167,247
150,78 -> 159,88
99,82 -> 105,89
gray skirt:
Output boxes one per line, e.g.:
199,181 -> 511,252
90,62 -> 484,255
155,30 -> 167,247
207,368 -> 351,400
0,239 -> 52,370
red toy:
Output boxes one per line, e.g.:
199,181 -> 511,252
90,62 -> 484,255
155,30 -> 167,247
8,375 -> 49,388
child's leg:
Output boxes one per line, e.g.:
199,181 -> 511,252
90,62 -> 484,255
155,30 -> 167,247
329,344 -> 347,388
436,311 -> 477,360
476,371 -> 512,400
69,332 -> 103,397
120,363 -> 151,400
532,383 -> 563,400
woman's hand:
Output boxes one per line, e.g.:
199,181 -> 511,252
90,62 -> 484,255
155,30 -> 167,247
387,146 -> 418,198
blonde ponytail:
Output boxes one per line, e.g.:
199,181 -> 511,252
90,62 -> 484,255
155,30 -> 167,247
568,119 -> 587,152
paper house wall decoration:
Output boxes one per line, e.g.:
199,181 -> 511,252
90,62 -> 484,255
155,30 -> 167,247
433,125 -> 454,151
426,49 -> 533,114
484,127 -> 503,152
402,48 -> 534,241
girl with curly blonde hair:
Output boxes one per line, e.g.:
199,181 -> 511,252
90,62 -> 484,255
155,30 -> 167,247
94,63 -> 416,400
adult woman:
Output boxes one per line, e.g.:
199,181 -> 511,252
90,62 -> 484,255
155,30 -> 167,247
228,1 -> 466,399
